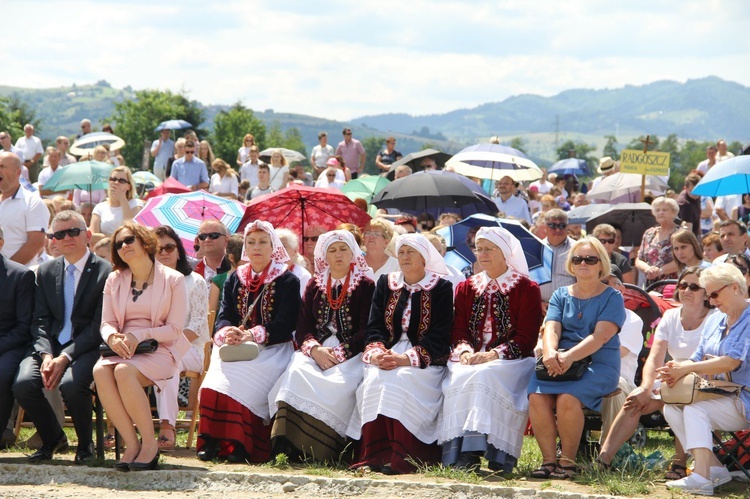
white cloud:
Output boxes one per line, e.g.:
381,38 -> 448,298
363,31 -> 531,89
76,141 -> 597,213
2,0 -> 748,121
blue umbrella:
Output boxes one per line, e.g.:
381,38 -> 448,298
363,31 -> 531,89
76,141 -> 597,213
548,158 -> 589,176
436,214 -> 553,285
154,119 -> 193,132
692,155 -> 750,196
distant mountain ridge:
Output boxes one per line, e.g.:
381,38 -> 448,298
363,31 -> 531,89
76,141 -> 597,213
350,76 -> 749,142
1,76 -> 745,161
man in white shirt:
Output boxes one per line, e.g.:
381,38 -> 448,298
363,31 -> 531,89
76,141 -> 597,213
0,152 -> 48,267
715,194 -> 742,221
591,156 -> 617,192
310,132 -> 335,179
14,124 -> 43,181
696,145 -> 718,174
240,146 -> 264,187
150,129 -> 174,181
492,175 -> 531,223
245,163 -> 275,201
539,209 -> 576,306
529,168 -> 551,194
713,219 -> 750,263
717,139 -> 735,162
38,149 -> 66,199
599,273 -> 644,442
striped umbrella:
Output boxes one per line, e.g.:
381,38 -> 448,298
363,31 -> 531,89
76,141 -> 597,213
134,192 -> 247,257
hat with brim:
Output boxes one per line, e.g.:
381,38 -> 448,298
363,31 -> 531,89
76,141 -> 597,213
598,157 -> 615,174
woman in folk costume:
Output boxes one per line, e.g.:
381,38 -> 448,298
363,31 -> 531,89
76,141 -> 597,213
268,230 -> 375,462
439,226 -> 542,472
347,233 -> 454,475
197,220 -> 301,463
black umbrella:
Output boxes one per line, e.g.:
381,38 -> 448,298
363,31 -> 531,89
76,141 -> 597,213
585,203 -> 656,247
384,148 -> 452,180
371,171 -> 483,212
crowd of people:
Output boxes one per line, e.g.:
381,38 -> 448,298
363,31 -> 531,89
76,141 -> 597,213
1,121 -> 749,496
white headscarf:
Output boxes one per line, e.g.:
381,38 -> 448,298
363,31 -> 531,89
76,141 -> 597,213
475,226 -> 529,276
313,230 -> 373,293
237,220 -> 289,285
395,233 -> 448,276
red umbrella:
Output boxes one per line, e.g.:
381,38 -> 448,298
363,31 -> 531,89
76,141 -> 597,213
241,185 -> 371,254
145,177 -> 191,199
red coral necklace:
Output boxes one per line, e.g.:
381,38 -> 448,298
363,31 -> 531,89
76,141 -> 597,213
327,272 -> 350,310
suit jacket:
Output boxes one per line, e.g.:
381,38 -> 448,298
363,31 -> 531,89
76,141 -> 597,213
0,254 -> 35,352
32,252 -> 111,360
100,261 -> 190,362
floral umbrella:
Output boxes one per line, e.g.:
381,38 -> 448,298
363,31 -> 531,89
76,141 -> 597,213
242,184 -> 371,256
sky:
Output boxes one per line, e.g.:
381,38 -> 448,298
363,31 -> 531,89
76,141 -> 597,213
3,0 -> 749,121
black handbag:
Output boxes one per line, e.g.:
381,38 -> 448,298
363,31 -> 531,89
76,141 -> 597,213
535,348 -> 592,381
99,339 -> 158,357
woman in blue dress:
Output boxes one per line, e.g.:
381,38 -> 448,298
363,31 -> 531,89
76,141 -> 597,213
528,237 -> 625,480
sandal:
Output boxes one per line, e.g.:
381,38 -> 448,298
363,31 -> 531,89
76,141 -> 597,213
157,423 -> 176,452
665,463 -> 687,480
530,462 -> 559,479
103,433 -> 117,450
552,464 -> 578,479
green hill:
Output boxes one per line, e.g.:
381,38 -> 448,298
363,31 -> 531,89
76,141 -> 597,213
3,76 -> 746,164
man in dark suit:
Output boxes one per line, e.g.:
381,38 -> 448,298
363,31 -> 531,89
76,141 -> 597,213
0,225 -> 35,449
13,211 -> 111,463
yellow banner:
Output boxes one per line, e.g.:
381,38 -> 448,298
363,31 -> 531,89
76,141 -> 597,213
619,150 -> 670,175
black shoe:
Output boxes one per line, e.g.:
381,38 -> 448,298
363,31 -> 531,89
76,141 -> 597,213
488,460 -> 505,473
28,436 -> 68,463
381,465 -> 404,475
454,452 -> 481,472
74,442 -> 95,465
129,450 -> 160,471
113,461 -> 131,472
0,429 -> 16,450
227,448 -> 249,464
197,440 -> 220,462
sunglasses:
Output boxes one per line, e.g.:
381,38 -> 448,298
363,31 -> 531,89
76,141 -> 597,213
198,232 -> 224,241
677,282 -> 703,292
303,236 -> 319,242
571,255 -> 600,265
158,243 -> 177,254
546,222 -> 568,230
707,284 -> 730,300
109,177 -> 129,184
114,235 -> 136,250
598,238 -> 616,245
47,228 -> 83,240
185,150 -> 195,154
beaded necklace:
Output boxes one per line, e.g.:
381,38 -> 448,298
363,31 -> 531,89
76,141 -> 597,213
246,264 -> 269,293
326,272 -> 351,310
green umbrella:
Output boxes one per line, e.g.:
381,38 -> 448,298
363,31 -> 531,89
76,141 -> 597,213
340,175 -> 390,203
43,160 -> 115,193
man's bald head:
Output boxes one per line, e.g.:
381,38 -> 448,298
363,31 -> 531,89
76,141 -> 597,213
0,151 -> 22,171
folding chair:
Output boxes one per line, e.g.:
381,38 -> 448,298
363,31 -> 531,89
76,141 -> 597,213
713,430 -> 750,481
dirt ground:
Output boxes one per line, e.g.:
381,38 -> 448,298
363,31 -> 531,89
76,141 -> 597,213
1,448 -> 749,498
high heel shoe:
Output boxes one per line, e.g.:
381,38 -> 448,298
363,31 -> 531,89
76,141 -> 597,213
113,461 -> 131,472
129,450 -> 160,471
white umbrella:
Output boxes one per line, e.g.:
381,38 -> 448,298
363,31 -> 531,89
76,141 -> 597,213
445,144 -> 542,182
259,147 -> 306,164
586,172 -> 668,203
70,132 -> 125,156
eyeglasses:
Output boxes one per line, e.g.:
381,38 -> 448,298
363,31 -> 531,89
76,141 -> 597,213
198,232 -> 225,241
707,284 -> 730,300
364,231 -> 384,238
677,282 -> 703,292
185,150 -> 195,154
0,135 -> 7,140
547,222 -> 568,230
109,177 -> 129,184
571,255 -> 600,265
46,228 -> 83,240
326,174 -> 336,178
344,132 -> 352,136
114,235 -> 136,250
598,238 -> 616,245
303,236 -> 319,242
158,243 -> 177,254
